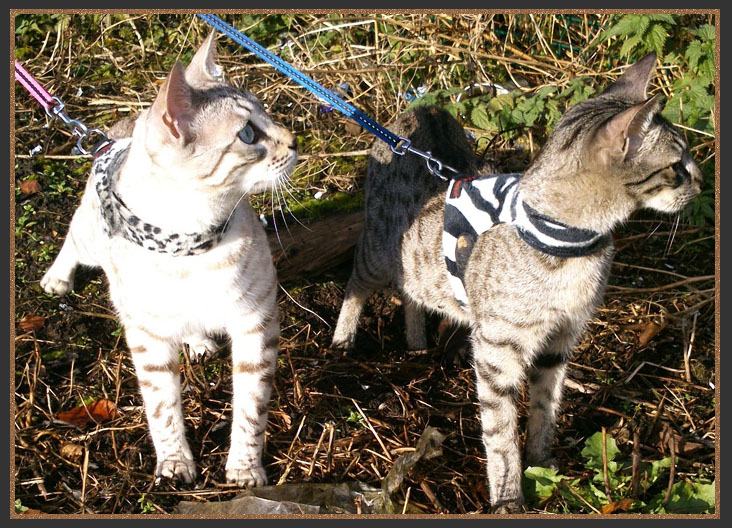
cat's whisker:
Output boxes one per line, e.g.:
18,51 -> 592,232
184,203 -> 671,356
273,181 -> 294,238
664,214 -> 681,256
279,181 -> 311,231
646,221 -> 663,240
221,191 -> 246,234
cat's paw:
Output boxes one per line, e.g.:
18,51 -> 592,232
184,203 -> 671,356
406,336 -> 428,351
40,273 -> 72,296
156,457 -> 197,484
329,338 -> 354,357
491,501 -> 525,514
185,337 -> 218,362
225,465 -> 267,488
526,455 -> 559,471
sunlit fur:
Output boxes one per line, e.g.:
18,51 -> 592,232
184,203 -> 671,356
41,32 -> 297,486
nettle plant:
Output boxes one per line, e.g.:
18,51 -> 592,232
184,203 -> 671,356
522,431 -> 715,514
409,14 -> 715,226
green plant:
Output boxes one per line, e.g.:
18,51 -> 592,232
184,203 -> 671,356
345,407 -> 367,428
522,431 -> 715,514
599,14 -> 677,57
15,203 -> 37,238
137,494 -> 156,514
15,499 -> 29,514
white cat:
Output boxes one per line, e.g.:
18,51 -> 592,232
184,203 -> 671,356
41,31 -> 298,486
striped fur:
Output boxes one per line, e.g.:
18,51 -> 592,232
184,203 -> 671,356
40,32 -> 297,487
332,53 -> 701,512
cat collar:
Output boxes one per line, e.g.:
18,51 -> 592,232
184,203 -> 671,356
443,173 -> 611,309
93,138 -> 230,256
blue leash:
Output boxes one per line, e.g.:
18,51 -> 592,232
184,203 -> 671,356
197,13 -> 459,180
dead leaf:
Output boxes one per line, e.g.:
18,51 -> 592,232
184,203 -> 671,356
658,423 -> 706,455
57,399 -> 119,427
21,508 -> 42,515
344,121 -> 362,135
60,442 -> 84,461
637,320 -> 669,348
18,314 -> 45,332
19,179 -> 42,195
601,498 -> 635,514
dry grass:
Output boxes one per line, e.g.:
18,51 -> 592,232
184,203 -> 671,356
13,13 -> 716,516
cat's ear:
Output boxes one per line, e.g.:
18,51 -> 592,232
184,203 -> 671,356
185,30 -> 223,87
595,93 -> 663,163
150,61 -> 195,144
601,52 -> 657,102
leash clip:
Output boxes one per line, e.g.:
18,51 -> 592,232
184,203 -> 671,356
392,136 -> 459,181
46,95 -> 109,156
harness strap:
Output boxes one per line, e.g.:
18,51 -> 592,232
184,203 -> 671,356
443,173 -> 611,309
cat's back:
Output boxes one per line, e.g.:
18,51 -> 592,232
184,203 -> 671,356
362,106 -> 484,262
367,105 -> 480,198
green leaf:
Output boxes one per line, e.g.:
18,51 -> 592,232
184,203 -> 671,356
685,40 -> 703,72
647,14 -> 677,25
581,432 -> 621,471
470,105 -> 493,131
692,24 -> 715,42
650,481 -> 716,514
647,24 -> 669,56
641,457 -> 672,491
523,466 -> 564,500
635,16 -> 650,39
620,34 -> 642,57
603,16 -> 639,40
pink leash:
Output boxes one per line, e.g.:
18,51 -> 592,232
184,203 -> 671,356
14,60 -> 109,156
14,60 -> 56,112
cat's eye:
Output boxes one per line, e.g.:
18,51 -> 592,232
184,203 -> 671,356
238,124 -> 255,144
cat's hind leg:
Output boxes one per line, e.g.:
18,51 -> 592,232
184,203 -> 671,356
332,232 -> 391,351
404,298 -> 428,350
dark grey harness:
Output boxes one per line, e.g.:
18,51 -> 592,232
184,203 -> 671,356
443,173 -> 610,309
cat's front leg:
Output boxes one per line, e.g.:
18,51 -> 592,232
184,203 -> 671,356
41,230 -> 82,296
525,330 -> 576,468
225,306 -> 279,487
125,326 -> 196,483
471,329 -> 526,513
41,202 -> 101,296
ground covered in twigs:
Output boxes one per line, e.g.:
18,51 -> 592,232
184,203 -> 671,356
13,13 -> 716,516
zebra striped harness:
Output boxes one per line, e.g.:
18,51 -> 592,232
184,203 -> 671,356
442,173 -> 610,309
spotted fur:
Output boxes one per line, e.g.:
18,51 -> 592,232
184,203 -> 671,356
41,32 -> 297,486
332,53 -> 701,512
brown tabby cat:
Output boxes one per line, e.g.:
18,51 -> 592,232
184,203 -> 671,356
332,53 -> 702,512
